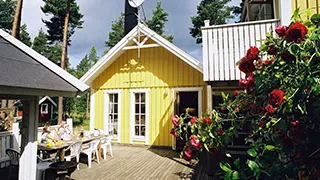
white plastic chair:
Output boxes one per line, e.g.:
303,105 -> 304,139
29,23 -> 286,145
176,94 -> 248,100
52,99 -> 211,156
81,138 -> 100,168
101,135 -> 113,160
64,141 -> 82,170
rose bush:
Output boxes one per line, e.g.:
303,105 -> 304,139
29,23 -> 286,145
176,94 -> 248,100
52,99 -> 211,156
171,10 -> 320,179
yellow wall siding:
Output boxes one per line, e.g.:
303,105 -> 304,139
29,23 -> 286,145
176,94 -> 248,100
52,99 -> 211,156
92,47 -> 206,146
293,0 -> 319,15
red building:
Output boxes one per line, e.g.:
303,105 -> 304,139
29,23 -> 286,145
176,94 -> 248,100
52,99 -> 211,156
39,96 -> 57,122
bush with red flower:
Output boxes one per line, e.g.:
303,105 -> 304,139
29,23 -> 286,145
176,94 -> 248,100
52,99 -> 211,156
171,10 -> 320,179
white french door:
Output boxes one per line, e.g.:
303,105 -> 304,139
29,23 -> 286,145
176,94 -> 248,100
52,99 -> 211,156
104,90 -> 121,143
130,89 -> 149,144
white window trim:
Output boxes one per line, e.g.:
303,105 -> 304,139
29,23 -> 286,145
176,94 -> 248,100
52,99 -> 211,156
130,89 -> 149,145
104,90 -> 122,143
40,103 -> 49,114
90,88 -> 95,132
171,87 -> 203,150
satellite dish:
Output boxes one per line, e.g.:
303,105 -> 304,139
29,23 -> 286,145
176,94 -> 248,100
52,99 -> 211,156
128,0 -> 145,8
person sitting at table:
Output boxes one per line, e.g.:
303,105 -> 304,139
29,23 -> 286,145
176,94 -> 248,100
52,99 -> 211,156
57,121 -> 71,140
41,125 -> 57,143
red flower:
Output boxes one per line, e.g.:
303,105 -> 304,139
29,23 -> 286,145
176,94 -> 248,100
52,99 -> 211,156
239,78 -> 247,90
183,147 -> 193,161
245,46 -> 260,61
202,117 -> 212,124
246,73 -> 255,90
190,116 -> 197,124
281,51 -> 296,62
210,147 -> 220,156
290,120 -> 300,127
258,121 -> 266,128
249,103 -> 256,115
285,22 -> 308,42
170,129 -> 178,137
267,45 -> 279,55
305,85 -> 311,93
265,104 -> 275,115
172,116 -> 180,126
239,58 -> 255,74
234,90 -> 239,96
275,25 -> 287,37
217,129 -> 224,136
190,135 -> 201,150
263,59 -> 273,65
269,89 -> 285,107
235,107 -> 240,112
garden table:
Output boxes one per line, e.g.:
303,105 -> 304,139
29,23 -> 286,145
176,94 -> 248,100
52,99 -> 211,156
38,136 -> 101,161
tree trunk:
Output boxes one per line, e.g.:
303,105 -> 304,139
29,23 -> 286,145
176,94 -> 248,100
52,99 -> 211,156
58,0 -> 70,125
12,0 -> 23,38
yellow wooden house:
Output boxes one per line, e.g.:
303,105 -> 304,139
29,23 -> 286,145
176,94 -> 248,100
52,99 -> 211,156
81,23 -> 207,147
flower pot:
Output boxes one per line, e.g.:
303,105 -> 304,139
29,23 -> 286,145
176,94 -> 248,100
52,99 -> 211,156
199,151 -> 220,177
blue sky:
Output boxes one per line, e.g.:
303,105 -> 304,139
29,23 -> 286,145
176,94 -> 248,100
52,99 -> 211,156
22,0 -> 240,67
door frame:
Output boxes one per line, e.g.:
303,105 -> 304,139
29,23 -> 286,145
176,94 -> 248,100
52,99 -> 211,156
104,90 -> 122,143
130,89 -> 150,145
171,87 -> 203,150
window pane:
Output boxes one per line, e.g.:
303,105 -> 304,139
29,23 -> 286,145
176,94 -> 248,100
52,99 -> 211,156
109,94 -> 114,102
135,126 -> 139,135
141,115 -> 145,125
141,104 -> 145,113
141,126 -> 145,136
135,115 -> 140,125
140,93 -> 145,103
135,93 -> 140,102
114,104 -> 118,113
135,104 -> 140,114
113,125 -> 117,135
114,94 -> 118,103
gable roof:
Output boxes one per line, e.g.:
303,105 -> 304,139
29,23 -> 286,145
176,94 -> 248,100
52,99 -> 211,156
0,29 -> 88,96
80,23 -> 203,85
39,96 -> 57,107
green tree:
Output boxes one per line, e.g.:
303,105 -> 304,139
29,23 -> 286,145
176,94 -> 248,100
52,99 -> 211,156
33,28 -> 49,56
19,24 -> 32,46
41,0 -> 84,44
190,0 -> 235,44
0,0 -> 16,32
104,13 -> 124,54
147,2 -> 173,42
104,1 -> 173,53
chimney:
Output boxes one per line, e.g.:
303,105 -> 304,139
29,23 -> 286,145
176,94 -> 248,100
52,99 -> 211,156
124,0 -> 138,35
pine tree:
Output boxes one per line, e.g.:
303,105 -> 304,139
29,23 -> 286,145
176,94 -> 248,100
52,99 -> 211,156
33,28 -> 49,56
190,0 -> 235,44
41,0 -> 84,44
104,1 -> 173,53
19,24 -> 32,46
0,0 -> 16,32
147,2 -> 173,42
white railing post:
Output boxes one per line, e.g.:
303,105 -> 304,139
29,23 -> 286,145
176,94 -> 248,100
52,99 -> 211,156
12,122 -> 20,151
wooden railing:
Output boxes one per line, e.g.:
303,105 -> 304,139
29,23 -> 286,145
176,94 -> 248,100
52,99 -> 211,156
202,19 -> 280,81
0,131 -> 13,165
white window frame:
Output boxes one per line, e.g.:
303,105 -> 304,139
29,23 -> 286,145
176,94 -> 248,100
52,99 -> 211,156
130,89 -> 149,145
171,87 -> 203,150
104,90 -> 122,143
40,103 -> 49,114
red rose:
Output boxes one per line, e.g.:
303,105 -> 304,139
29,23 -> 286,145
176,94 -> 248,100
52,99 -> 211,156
246,73 -> 255,90
235,107 -> 240,112
170,129 -> 178,137
290,120 -> 300,127
305,85 -> 311,93
202,117 -> 212,124
190,135 -> 201,150
269,89 -> 285,107
210,147 -> 220,156
183,147 -> 193,161
239,58 -> 255,74
267,45 -> 279,55
239,78 -> 247,90
275,25 -> 287,37
249,103 -> 256,115
217,129 -> 224,136
285,22 -> 308,42
245,46 -> 260,61
263,59 -> 273,65
190,116 -> 197,124
172,116 -> 180,126
258,120 -> 266,128
265,104 -> 275,115
234,90 -> 239,96
281,51 -> 296,62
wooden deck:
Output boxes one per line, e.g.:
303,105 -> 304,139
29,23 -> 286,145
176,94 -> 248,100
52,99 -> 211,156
71,145 -> 212,180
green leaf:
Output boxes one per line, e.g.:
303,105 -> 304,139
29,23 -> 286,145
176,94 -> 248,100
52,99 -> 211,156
226,153 -> 232,157
234,158 -> 240,169
266,122 -> 271,128
297,104 -> 305,114
232,171 -> 240,180
247,160 -> 260,177
220,162 -> 232,173
204,143 -> 209,152
247,148 -> 258,157
311,14 -> 320,26
265,145 -> 276,151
